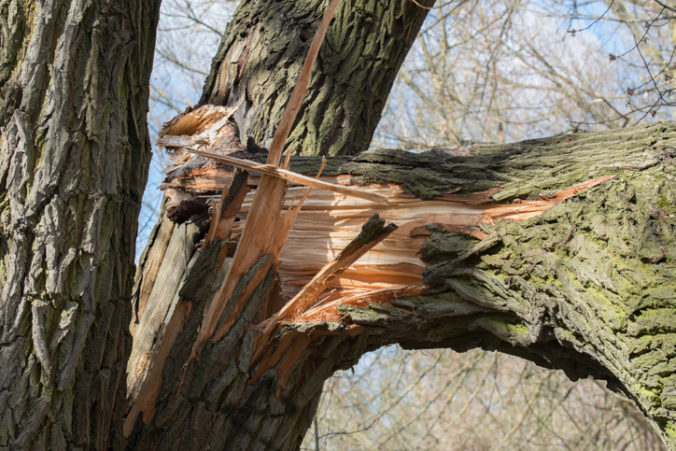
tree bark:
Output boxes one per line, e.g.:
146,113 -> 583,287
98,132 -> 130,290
198,0 -> 430,157
0,0 -> 160,448
5,0 -> 669,450
125,1 -> 676,448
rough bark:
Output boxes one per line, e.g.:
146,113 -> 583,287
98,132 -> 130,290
0,0 -> 160,448
199,0 -> 431,157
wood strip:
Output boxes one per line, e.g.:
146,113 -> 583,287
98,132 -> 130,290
267,0 -> 343,167
210,160 -> 327,342
184,148 -> 389,204
189,0 -> 344,356
191,176 -> 287,354
203,170 -> 250,247
267,158 -> 327,263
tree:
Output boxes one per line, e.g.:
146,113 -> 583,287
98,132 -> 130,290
1,1 -> 674,450
1,0 -> 161,448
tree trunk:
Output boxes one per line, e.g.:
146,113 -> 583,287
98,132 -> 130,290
0,0 -> 160,448
199,0 -> 430,157
126,1 -> 676,450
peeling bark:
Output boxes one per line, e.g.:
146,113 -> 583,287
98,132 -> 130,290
0,0 -> 160,448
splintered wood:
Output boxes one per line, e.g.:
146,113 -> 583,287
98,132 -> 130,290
174,147 -> 389,204
176,0 -> 343,357
225,174 -> 615,325
264,214 -> 397,330
154,101 -> 617,332
253,214 -> 397,362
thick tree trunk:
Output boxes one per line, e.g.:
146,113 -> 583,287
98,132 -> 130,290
126,2 -> 676,450
0,0 -> 160,448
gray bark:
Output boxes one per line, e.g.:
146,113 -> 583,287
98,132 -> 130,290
0,0 -> 160,448
199,0 -> 431,157
2,0 -> 673,450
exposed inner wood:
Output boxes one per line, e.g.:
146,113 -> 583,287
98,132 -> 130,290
154,104 -> 617,330
125,3 -> 348,429
252,214 -> 397,367
263,213 -> 397,332
233,173 -> 614,317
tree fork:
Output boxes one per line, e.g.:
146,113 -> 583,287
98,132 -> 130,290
127,0 -> 676,447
